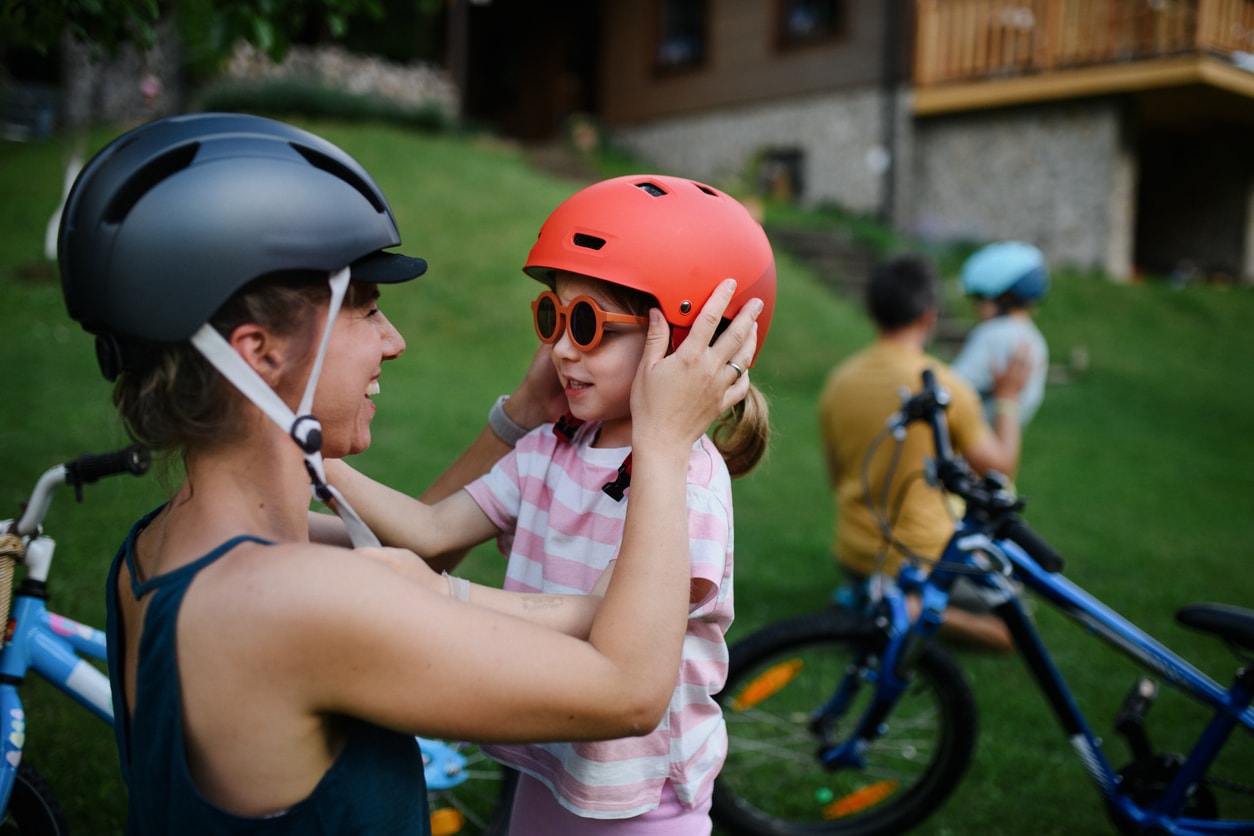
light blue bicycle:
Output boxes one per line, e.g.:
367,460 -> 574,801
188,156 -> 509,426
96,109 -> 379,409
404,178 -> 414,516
0,446 -> 145,834
713,370 -> 1253,835
2,446 -> 515,834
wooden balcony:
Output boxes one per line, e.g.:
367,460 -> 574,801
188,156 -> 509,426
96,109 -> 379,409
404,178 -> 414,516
913,0 -> 1254,114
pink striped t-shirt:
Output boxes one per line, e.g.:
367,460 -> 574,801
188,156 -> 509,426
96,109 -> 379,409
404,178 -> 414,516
464,420 -> 734,820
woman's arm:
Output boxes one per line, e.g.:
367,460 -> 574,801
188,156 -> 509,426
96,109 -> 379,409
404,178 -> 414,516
353,544 -> 607,639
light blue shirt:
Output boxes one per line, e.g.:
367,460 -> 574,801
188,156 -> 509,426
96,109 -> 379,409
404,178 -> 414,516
951,316 -> 1049,426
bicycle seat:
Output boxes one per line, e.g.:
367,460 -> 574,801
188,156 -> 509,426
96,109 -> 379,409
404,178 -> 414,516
1176,603 -> 1254,652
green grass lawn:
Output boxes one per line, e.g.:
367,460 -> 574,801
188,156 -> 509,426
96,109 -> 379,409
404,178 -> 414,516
2,120 -> 1252,835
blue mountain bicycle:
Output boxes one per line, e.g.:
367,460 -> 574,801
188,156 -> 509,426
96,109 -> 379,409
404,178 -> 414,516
2,446 -> 515,835
712,370 -> 1253,835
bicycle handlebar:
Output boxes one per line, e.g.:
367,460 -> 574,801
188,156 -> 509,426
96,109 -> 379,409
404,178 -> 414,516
65,445 -> 151,487
894,370 -> 1065,573
12,445 -> 150,537
998,519 -> 1064,573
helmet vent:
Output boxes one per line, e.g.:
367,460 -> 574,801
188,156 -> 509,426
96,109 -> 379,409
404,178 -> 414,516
572,233 -> 606,251
291,143 -> 386,213
634,181 -> 667,198
103,143 -> 199,223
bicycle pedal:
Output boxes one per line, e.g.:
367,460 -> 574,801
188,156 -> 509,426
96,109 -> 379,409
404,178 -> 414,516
1114,677 -> 1157,761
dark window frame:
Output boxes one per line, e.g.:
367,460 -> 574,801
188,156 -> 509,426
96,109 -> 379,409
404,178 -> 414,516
652,0 -> 709,76
774,0 -> 847,51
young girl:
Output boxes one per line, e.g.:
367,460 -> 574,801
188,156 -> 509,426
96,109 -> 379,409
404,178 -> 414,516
57,116 -> 763,835
330,174 -> 777,834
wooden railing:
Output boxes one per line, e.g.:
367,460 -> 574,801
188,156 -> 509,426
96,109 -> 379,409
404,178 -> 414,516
914,0 -> 1254,86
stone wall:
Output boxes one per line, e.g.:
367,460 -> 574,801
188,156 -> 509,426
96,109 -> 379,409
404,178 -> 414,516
223,43 -> 459,119
58,20 -> 184,132
910,99 -> 1135,278
610,88 -> 890,216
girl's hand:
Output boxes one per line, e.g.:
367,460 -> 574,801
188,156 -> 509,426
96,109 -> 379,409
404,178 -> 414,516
631,279 -> 763,450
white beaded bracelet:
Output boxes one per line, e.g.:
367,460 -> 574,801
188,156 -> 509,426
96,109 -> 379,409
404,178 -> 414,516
488,394 -> 529,447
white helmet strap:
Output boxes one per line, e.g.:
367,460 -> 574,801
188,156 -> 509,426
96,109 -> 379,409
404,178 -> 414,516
189,267 -> 380,547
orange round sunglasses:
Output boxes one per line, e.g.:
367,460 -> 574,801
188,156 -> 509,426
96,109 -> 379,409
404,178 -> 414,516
531,290 -> 649,351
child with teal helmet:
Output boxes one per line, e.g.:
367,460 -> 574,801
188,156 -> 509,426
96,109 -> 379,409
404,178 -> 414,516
953,241 -> 1050,427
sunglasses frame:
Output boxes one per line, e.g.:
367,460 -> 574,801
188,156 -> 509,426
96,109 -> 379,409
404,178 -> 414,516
531,290 -> 649,351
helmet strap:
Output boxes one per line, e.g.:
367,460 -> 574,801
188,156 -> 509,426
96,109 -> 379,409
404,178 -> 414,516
551,412 -> 631,501
601,452 -> 632,501
188,267 -> 381,547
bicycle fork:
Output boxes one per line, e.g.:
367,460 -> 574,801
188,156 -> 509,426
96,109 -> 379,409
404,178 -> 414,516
816,584 -> 948,770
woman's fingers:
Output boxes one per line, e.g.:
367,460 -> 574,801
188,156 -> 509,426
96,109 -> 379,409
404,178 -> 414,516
719,323 -> 758,411
632,281 -> 764,446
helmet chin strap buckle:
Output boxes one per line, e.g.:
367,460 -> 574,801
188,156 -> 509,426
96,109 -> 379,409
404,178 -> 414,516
290,415 -> 324,455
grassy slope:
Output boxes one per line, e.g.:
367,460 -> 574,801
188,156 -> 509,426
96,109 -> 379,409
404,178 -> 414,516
1,121 -> 1252,834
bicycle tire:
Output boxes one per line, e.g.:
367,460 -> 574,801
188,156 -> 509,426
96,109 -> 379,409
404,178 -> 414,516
426,743 -> 518,836
713,611 -> 978,836
0,762 -> 68,836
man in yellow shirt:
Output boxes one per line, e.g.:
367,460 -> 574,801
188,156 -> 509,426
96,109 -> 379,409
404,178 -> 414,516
819,255 -> 1026,651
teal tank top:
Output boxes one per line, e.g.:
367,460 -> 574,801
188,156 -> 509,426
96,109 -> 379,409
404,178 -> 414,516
105,507 -> 430,835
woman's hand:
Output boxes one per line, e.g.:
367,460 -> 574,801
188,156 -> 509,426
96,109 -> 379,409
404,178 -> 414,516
630,279 -> 763,451
503,343 -> 568,430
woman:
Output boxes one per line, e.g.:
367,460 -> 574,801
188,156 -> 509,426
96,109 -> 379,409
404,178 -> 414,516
57,113 -> 762,834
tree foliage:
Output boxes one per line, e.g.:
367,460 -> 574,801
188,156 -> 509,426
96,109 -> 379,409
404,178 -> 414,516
2,0 -> 386,69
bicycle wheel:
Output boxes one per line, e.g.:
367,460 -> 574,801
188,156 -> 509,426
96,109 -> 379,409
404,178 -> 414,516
713,611 -> 978,836
424,740 -> 518,836
0,762 -> 68,836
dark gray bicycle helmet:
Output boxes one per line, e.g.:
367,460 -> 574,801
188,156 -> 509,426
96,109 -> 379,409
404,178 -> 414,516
59,112 -> 427,379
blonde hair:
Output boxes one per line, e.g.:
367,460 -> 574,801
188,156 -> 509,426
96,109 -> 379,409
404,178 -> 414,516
711,383 -> 770,478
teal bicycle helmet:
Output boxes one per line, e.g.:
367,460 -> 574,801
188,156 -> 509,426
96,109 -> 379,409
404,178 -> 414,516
960,241 -> 1048,306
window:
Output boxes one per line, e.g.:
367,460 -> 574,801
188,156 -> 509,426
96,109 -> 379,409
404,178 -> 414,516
776,0 -> 846,49
655,0 -> 707,73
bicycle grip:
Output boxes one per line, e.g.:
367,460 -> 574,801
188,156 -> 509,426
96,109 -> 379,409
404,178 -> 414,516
66,445 -> 151,485
1002,519 -> 1064,573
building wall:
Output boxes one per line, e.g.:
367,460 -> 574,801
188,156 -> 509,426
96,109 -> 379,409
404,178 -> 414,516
910,99 -> 1135,278
610,86 -> 890,215
599,0 -> 893,124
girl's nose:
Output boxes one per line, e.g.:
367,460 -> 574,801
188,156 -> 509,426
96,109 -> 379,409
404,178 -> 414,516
550,323 -> 580,360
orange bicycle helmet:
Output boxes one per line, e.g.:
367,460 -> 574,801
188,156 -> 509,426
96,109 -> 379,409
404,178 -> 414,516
523,174 -> 776,365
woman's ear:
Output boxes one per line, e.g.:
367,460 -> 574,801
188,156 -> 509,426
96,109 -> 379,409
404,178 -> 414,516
228,323 -> 287,385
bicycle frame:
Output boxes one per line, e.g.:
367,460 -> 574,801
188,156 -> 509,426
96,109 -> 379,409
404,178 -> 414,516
0,530 -> 114,813
858,521 -> 1254,835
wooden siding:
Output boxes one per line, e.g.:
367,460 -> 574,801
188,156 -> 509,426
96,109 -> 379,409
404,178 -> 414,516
599,0 -> 898,125
913,0 -> 1254,113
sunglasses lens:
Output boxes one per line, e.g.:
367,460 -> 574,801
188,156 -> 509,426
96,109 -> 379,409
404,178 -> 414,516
535,295 -> 559,341
570,300 -> 599,347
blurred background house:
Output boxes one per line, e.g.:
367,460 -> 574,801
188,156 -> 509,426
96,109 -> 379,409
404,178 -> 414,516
6,0 -> 1253,283
450,0 -> 1254,284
